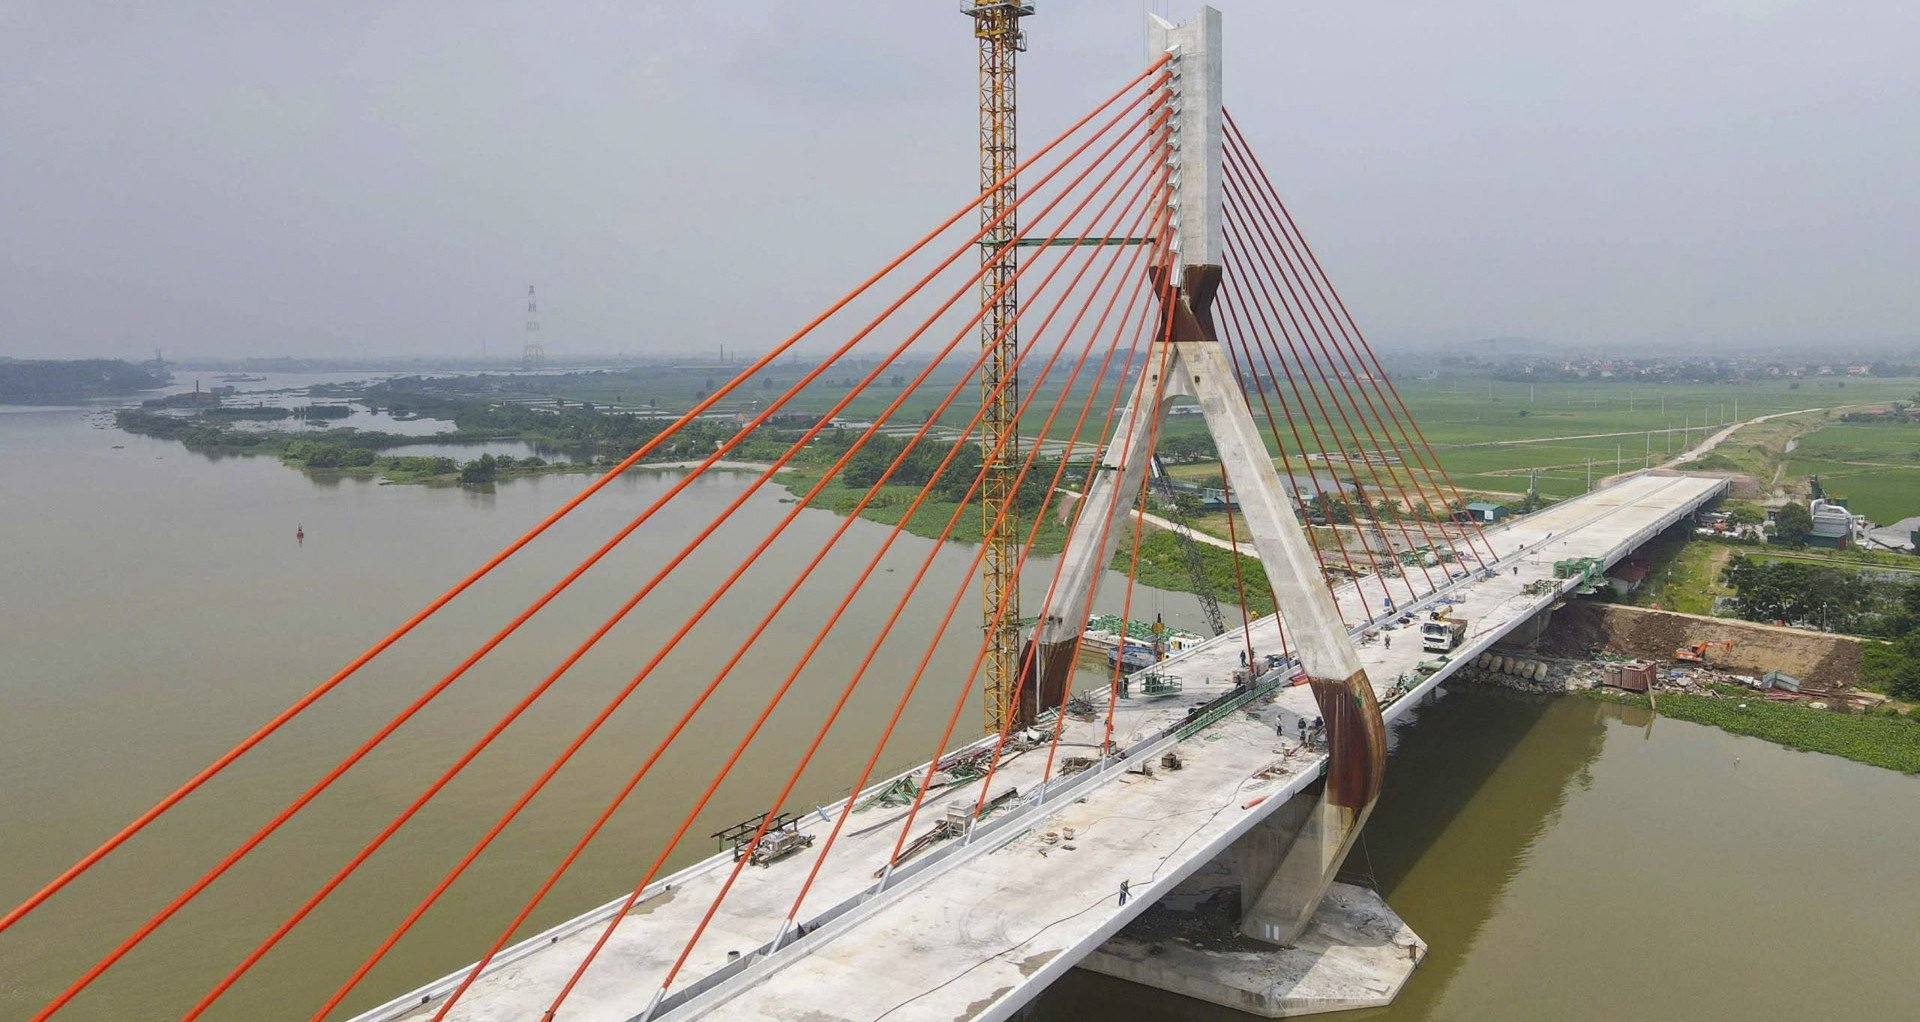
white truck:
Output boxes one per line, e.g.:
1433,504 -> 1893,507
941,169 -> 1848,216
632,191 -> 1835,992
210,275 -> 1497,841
1421,615 -> 1467,653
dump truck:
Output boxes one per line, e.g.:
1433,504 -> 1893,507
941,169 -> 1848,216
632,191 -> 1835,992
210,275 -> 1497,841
1421,615 -> 1467,652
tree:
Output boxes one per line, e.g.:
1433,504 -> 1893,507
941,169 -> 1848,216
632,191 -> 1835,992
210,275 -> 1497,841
460,453 -> 497,485
1720,555 -> 1872,629
1860,631 -> 1920,700
1772,502 -> 1813,547
1727,505 -> 1764,527
1313,493 -> 1353,525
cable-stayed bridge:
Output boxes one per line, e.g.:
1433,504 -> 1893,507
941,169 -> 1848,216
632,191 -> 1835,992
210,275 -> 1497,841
3,9 -> 1727,1021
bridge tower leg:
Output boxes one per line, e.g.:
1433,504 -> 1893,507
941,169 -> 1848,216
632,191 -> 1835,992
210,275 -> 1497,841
1019,5 -> 1387,947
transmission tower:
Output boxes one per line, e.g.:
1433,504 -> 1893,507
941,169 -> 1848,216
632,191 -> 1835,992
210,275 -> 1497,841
964,1 -> 1033,733
521,285 -> 546,371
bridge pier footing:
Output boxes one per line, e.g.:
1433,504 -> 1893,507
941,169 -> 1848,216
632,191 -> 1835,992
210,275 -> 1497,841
1076,785 -> 1423,1016
1077,880 -> 1423,1017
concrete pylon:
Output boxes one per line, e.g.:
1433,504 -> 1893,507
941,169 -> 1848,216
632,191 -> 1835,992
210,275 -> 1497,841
1017,5 -> 1386,947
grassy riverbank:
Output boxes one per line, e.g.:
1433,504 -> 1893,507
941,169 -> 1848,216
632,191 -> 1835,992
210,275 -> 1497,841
1581,688 -> 1920,773
776,470 -> 1277,616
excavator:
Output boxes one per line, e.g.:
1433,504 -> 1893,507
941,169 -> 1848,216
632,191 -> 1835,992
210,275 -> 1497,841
1675,639 -> 1735,664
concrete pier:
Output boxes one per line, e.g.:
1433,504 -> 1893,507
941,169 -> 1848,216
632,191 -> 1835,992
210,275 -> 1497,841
1080,882 -> 1424,1017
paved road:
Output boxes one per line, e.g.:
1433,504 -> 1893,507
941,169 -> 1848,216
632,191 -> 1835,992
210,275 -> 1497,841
1664,407 -> 1824,468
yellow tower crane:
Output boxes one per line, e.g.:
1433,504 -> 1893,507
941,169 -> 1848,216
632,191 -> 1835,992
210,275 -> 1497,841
963,1 -> 1033,733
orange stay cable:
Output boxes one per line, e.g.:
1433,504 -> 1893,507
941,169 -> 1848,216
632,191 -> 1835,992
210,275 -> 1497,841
1224,115 -> 1498,567
318,164 -> 1169,1022
1215,267 -> 1390,619
36,68 -> 1174,1022
1097,270 -> 1182,750
965,187 -> 1177,812
885,210 -> 1178,869
1221,155 -> 1459,595
43,100 -> 1158,1022
961,188 -> 1181,819
716,150 -> 1166,948
0,54 -> 1173,951
989,256 -> 1164,794
1223,115 -> 1494,556
657,206 -> 1162,997
1220,209 -> 1432,607
980,209 -> 1177,802
408,117 -> 1172,1022
202,242 -> 1047,1022
1213,280 -> 1317,611
526,113 -> 1175,1022
1220,214 -> 1417,605
783,192 -> 1169,926
1221,167 -> 1443,595
1033,242 -> 1170,787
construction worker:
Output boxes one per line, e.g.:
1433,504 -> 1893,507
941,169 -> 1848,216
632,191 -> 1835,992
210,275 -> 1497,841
1119,879 -> 1131,906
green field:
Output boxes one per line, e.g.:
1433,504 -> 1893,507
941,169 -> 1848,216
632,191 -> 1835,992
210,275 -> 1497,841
1396,377 -> 1914,498
1783,421 -> 1920,523
458,367 -> 1920,509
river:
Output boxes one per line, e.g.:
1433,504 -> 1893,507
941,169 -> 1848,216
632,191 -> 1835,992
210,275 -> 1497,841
3,384 -> 1918,1020
1036,688 -> 1920,1020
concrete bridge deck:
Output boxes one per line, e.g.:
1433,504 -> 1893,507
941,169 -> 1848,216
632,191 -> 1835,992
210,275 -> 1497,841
360,472 -> 1726,1022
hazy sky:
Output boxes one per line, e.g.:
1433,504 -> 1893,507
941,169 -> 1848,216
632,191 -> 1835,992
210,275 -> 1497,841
2,1 -> 1915,360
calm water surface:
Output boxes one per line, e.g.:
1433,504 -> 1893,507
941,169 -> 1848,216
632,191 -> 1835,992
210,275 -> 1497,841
1036,688 -> 1920,1020
4,386 -> 1919,1021
0,388 -> 1208,1019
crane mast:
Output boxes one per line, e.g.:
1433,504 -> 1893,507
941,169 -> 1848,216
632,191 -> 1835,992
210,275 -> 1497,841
965,2 -> 1033,733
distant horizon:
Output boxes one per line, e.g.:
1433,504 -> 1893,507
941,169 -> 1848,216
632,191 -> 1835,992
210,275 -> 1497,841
13,334 -> 1920,371
5,3 -> 1917,362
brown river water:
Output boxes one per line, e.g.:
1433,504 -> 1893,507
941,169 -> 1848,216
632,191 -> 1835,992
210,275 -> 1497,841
3,382 -> 1918,1021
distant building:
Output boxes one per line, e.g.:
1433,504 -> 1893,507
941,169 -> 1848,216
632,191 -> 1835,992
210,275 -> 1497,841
1463,501 -> 1510,523
1806,497 -> 1859,550
1195,487 -> 1238,513
1605,559 -> 1651,595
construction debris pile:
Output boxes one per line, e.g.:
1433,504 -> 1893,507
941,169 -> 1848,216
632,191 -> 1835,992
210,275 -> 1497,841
1457,649 -> 1891,713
